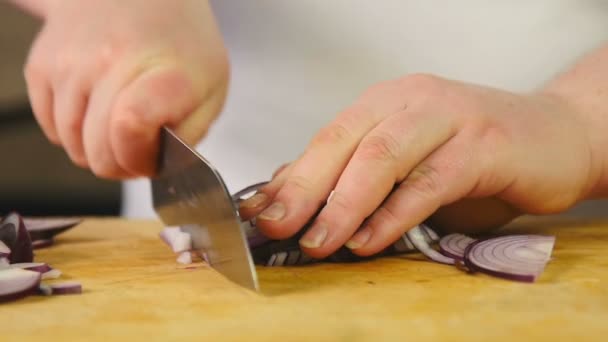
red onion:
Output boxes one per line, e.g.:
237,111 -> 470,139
41,269 -> 62,280
23,217 -> 82,241
0,212 -> 33,263
439,233 -> 476,261
170,231 -> 192,254
159,226 -> 181,247
406,225 -> 456,265
8,262 -> 52,274
47,281 -> 82,295
0,268 -> 41,303
32,239 -> 54,249
0,240 -> 10,258
176,251 -> 192,264
464,235 -> 555,282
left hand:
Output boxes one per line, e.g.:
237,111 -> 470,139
239,74 -> 599,259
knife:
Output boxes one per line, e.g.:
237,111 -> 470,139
150,127 -> 259,291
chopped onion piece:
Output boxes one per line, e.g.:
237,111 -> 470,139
176,251 -> 192,264
9,262 -> 52,274
32,239 -> 54,249
465,235 -> 555,282
38,284 -> 53,296
0,268 -> 41,303
159,226 -> 181,247
48,281 -> 82,295
0,240 -> 10,258
406,225 -> 455,265
170,232 -> 192,254
42,268 -> 62,280
0,257 -> 8,267
439,233 -> 476,261
0,212 -> 33,263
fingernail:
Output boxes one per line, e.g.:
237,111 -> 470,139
299,225 -> 328,249
258,202 -> 286,221
345,227 -> 372,249
239,193 -> 268,209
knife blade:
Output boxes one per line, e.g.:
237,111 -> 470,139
150,127 -> 258,291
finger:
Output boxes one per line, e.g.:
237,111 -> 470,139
346,134 -> 478,256
53,76 -> 90,167
24,62 -> 59,145
82,60 -> 138,179
109,65 -> 206,176
238,163 -> 295,221
298,109 -> 458,258
252,80 -> 413,239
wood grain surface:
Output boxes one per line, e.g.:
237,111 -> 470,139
2,216 -> 607,341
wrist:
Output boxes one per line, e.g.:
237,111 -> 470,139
538,87 -> 608,200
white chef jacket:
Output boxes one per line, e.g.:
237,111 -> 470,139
122,1 -> 608,218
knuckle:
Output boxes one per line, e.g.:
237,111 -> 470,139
327,190 -> 355,212
399,73 -> 446,105
310,122 -> 353,148
283,175 -> 315,194
356,132 -> 401,163
403,164 -> 443,198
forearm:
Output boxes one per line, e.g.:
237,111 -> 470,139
8,0 -> 47,18
541,43 -> 608,199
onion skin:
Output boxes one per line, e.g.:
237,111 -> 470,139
23,218 -> 82,241
439,234 -> 476,261
48,281 -> 82,295
463,235 -> 555,282
0,212 -> 33,264
32,239 -> 54,249
0,268 -> 41,303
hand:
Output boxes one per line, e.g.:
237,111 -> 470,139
24,0 -> 228,178
239,74 -> 600,258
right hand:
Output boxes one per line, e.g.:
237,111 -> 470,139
23,0 -> 229,178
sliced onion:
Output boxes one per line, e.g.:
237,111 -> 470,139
0,212 -> 33,263
0,268 -> 41,303
159,226 -> 181,247
9,262 -> 52,274
176,251 -> 192,264
32,239 -> 54,249
47,281 -> 82,295
243,220 -> 270,248
439,233 -> 476,261
41,268 -> 62,280
464,235 -> 555,282
0,240 -> 10,258
170,231 -> 192,253
421,224 -> 440,241
23,217 -> 82,241
406,225 -> 455,265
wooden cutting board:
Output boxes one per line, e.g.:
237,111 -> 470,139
2,216 -> 607,341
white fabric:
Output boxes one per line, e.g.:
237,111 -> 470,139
121,0 -> 608,218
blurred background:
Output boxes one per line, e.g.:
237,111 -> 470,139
1,3 -> 605,218
0,3 -> 120,217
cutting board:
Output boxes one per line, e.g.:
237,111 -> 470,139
1,216 -> 607,341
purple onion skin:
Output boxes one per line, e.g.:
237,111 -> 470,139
439,249 -> 465,262
0,213 -> 33,264
462,238 -> 538,283
0,269 -> 41,303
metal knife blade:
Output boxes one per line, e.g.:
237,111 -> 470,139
150,127 -> 258,291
